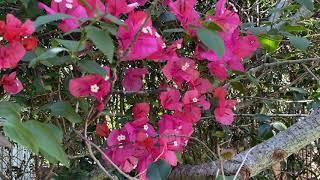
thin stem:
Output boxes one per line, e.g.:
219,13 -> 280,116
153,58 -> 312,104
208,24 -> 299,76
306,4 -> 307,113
248,57 -> 320,73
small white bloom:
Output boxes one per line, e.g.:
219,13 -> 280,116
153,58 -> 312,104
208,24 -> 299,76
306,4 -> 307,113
142,27 -> 148,34
105,75 -> 110,81
117,134 -> 126,141
54,0 -> 62,3
176,43 -> 182,49
90,84 -> 100,93
181,62 -> 190,71
173,141 -> 178,147
162,43 -> 166,49
65,3 -> 73,9
192,97 -> 198,103
143,124 -> 149,131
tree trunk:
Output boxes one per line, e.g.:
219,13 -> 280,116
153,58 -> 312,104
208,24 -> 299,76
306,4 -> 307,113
169,108 -> 320,179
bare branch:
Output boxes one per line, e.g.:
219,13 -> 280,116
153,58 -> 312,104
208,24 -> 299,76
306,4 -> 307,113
248,57 -> 320,73
169,108 -> 320,179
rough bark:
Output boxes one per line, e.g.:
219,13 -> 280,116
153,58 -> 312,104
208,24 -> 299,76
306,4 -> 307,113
169,108 -> 320,179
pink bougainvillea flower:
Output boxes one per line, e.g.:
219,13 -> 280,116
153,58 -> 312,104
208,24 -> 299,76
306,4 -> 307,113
158,115 -> 193,139
0,21 -> 5,34
162,57 -> 199,86
182,90 -> 210,110
117,11 -> 162,60
132,102 -> 150,120
128,0 -> 148,6
0,72 -> 23,94
148,38 -> 183,61
80,0 -> 106,17
196,31 -> 260,78
211,0 -> 240,37
174,104 -> 202,123
125,120 -> 156,143
207,61 -> 228,80
105,143 -> 139,173
168,0 -> 200,35
38,0 -> 88,32
3,14 -> 35,42
232,34 -> 261,59
69,74 -> 110,100
0,42 -> 26,69
122,67 -> 148,91
159,89 -> 183,111
22,37 -> 38,51
69,67 -> 111,111
213,87 -> 237,125
96,123 -> 110,137
106,0 -> 138,17
188,77 -> 213,94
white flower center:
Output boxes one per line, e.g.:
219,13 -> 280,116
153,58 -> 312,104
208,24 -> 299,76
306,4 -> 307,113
65,3 -> 73,9
117,134 -> 126,141
192,97 -> 198,103
142,26 -> 153,35
90,84 -> 100,93
142,27 -> 148,34
181,62 -> 190,71
143,124 -> 148,131
54,0 -> 62,3
105,75 -> 110,81
173,141 -> 178,147
0,37 -> 3,41
176,43 -> 182,49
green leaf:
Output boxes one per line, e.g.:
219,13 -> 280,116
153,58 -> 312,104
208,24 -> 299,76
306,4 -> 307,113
147,160 -> 172,180
29,47 -> 67,68
282,24 -> 306,33
295,0 -> 314,11
258,34 -> 282,52
287,35 -> 310,51
4,123 -> 39,153
34,13 -> 72,29
41,56 -> 72,67
104,14 -> 126,26
20,0 -> 31,8
0,102 -> 21,123
56,39 -> 85,52
197,27 -> 225,58
258,124 -> 273,139
48,101 -> 82,123
24,120 -> 69,167
202,21 -> 223,32
272,122 -> 287,131
78,60 -> 107,78
85,26 -> 114,62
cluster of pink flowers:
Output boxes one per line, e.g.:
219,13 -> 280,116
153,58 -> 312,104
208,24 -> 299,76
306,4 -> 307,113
0,14 -> 38,94
38,0 -> 260,178
38,0 -> 147,32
